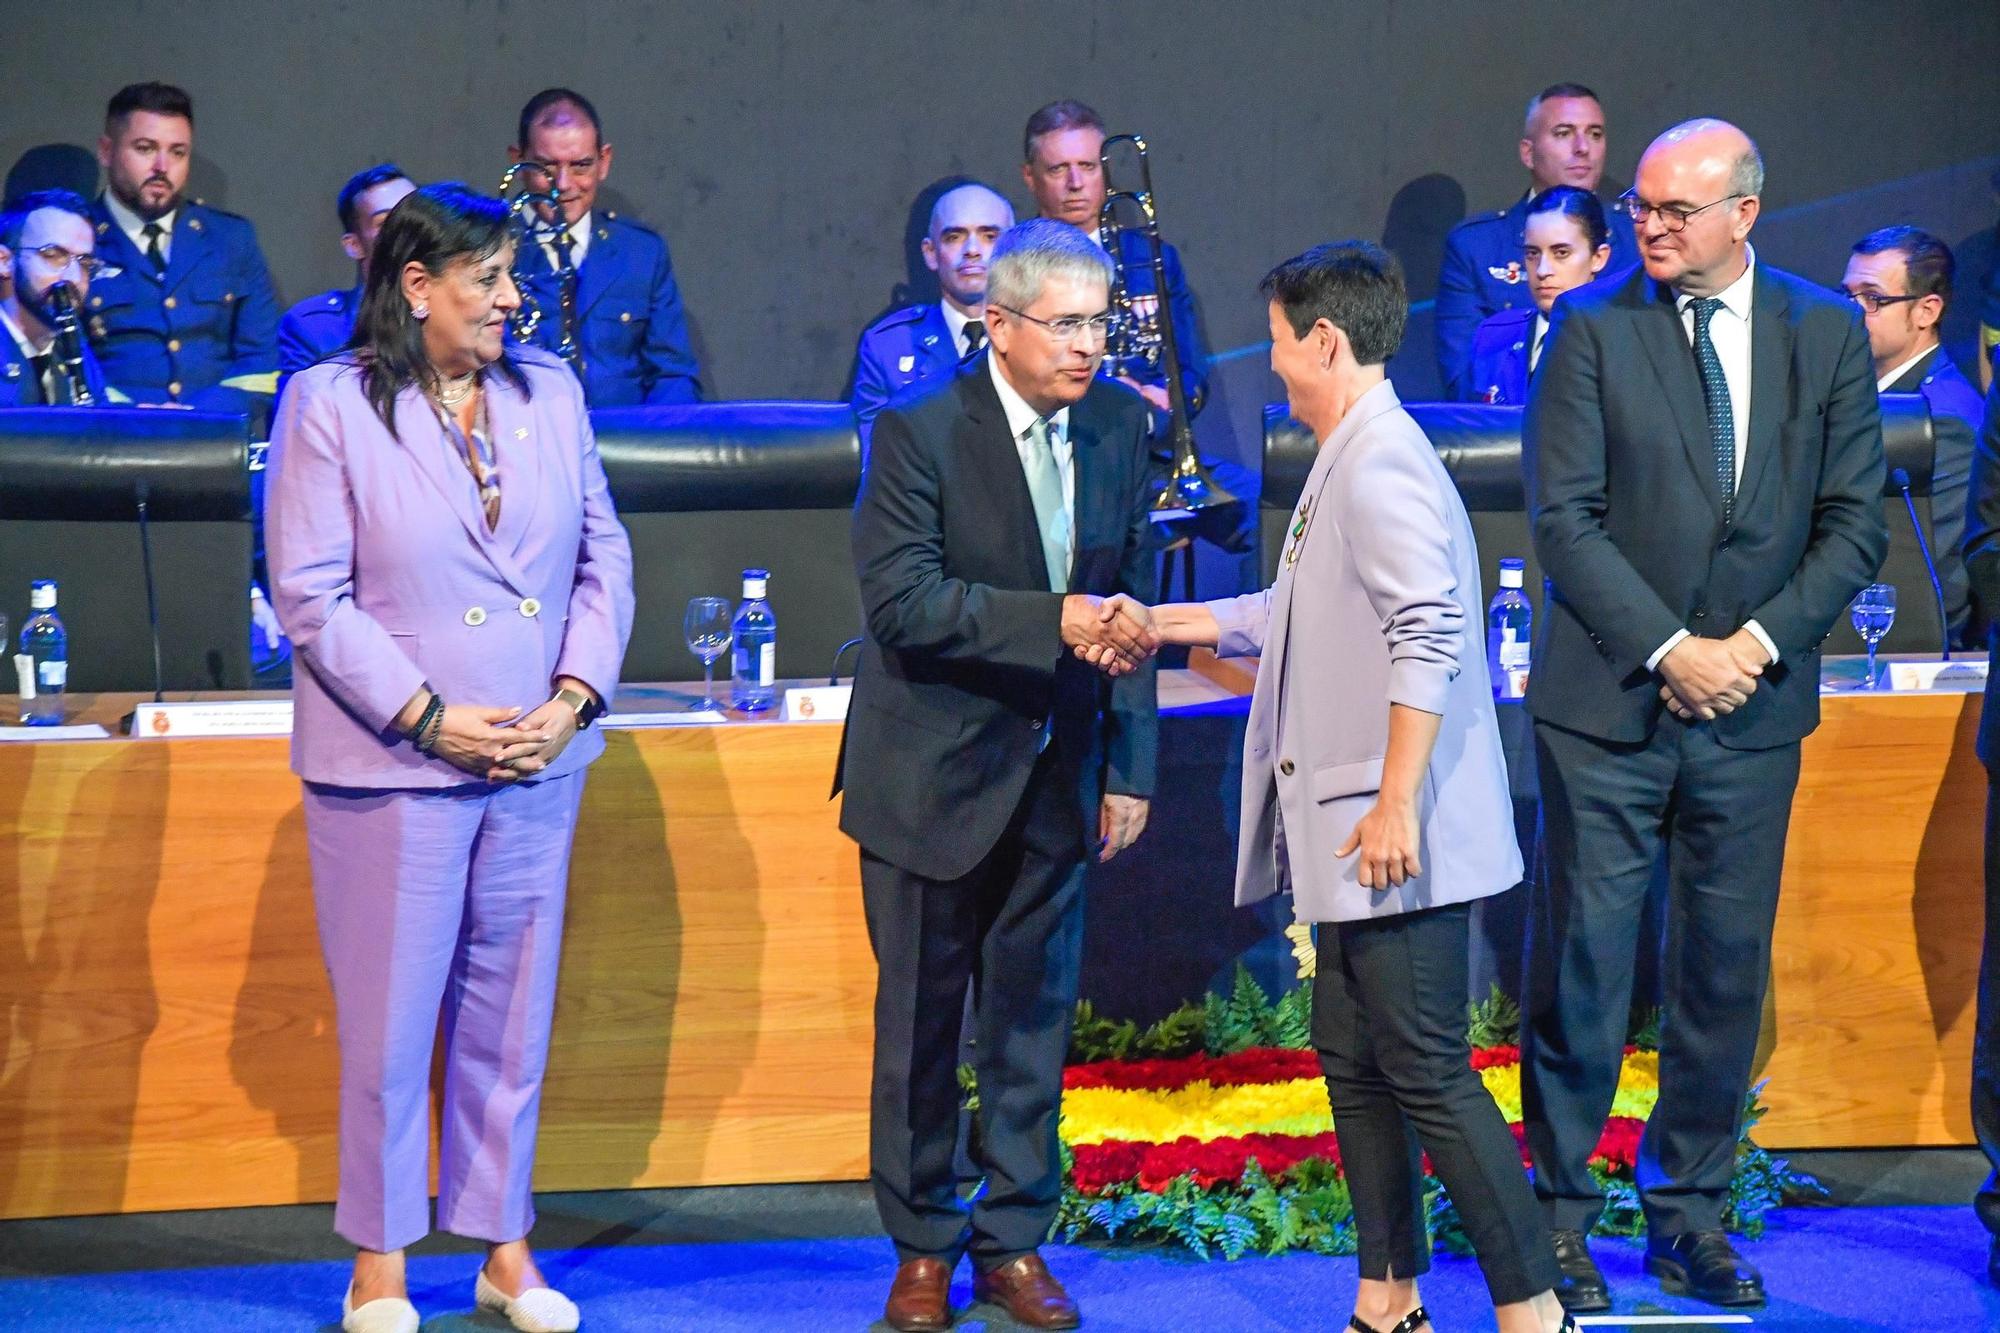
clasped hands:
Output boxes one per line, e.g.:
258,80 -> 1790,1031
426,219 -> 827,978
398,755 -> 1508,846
396,689 -> 584,782
1657,629 -> 1769,721
1061,593 -> 1160,677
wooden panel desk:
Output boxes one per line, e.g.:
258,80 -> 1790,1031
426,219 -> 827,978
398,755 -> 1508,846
0,666 -> 1985,1219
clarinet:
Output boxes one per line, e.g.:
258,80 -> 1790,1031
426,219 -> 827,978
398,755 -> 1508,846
45,282 -> 94,406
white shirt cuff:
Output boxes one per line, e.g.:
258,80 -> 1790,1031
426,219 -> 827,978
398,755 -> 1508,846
1743,619 -> 1781,666
1647,628 -> 1691,674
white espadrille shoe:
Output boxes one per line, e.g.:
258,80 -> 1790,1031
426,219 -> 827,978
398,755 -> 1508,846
341,1281 -> 420,1333
475,1268 -> 581,1333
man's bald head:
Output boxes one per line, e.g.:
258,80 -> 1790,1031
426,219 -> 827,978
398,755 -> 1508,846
924,184 -> 1015,314
1631,118 -> 1763,294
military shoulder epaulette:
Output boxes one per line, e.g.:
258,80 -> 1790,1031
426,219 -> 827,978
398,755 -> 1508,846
865,304 -> 931,334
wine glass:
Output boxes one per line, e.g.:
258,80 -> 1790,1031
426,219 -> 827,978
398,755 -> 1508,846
1850,583 -> 1895,690
683,596 -> 733,712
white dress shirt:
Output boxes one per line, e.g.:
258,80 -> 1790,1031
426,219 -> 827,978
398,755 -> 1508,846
102,190 -> 175,267
540,210 -> 592,271
940,301 -> 983,357
987,353 -> 1075,578
1875,342 -> 1938,393
1649,246 -> 1779,671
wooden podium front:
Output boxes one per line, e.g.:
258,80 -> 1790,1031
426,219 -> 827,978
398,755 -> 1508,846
0,666 -> 1987,1220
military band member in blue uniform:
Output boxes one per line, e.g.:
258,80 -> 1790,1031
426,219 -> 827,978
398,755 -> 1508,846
1021,100 -> 1209,417
507,87 -> 703,405
276,162 -> 415,403
1844,226 -> 1987,649
0,191 -> 115,406
1464,187 -> 1612,405
1436,82 -> 1638,400
851,183 -> 1014,457
85,82 -> 281,420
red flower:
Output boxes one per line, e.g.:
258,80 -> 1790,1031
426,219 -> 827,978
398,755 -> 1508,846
1071,1132 -> 1344,1194
1064,1048 -> 1322,1092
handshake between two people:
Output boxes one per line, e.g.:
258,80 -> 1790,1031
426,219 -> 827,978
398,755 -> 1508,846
1060,593 -> 1164,678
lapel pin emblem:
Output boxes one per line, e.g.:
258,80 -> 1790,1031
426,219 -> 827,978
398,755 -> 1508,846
4,363 -> 18,380
514,427 -> 528,439
898,355 -> 916,373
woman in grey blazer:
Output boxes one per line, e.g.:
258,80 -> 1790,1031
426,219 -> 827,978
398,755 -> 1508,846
1094,244 -> 1571,1333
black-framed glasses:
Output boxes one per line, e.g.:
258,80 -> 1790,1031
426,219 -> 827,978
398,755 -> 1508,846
26,245 -> 118,279
1616,189 -> 1746,232
1843,289 -> 1924,315
993,304 -> 1118,343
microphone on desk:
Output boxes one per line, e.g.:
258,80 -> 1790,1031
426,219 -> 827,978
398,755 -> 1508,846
1890,467 -> 1950,662
829,637 -> 863,685
135,479 -> 165,703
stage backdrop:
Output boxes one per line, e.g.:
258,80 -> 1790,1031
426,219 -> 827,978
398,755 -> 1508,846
4,2 -> 1996,478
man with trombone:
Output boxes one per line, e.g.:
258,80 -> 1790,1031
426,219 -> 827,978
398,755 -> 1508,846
506,87 -> 703,404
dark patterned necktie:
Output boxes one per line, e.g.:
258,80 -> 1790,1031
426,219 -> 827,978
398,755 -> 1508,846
962,320 -> 984,356
142,222 -> 167,274
1690,297 -> 1735,524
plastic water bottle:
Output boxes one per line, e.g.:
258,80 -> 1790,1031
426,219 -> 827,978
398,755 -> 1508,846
17,579 -> 67,726
730,568 -> 778,712
1487,558 -> 1532,701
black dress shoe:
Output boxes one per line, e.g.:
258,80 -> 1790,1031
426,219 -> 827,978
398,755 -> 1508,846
1645,1230 -> 1766,1307
1550,1229 -> 1610,1313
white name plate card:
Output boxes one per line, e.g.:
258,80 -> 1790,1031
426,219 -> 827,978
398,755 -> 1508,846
1886,659 -> 1988,692
782,685 -> 851,722
127,700 -> 295,738
600,710 -> 729,728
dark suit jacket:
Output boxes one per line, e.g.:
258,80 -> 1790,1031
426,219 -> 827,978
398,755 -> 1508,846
1525,260 -> 1887,750
836,354 -> 1160,882
1887,347 -> 1984,649
1963,381 -> 2000,765
514,212 -> 702,406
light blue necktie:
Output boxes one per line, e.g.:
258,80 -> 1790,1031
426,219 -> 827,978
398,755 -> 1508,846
1023,416 -> 1070,592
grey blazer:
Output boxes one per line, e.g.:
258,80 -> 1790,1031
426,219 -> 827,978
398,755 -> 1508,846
1206,380 -> 1521,923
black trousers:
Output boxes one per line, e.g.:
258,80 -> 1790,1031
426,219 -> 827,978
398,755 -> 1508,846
1974,775 -> 2000,1238
1523,715 -> 1800,1237
1315,901 -> 1559,1306
860,748 -> 1087,1267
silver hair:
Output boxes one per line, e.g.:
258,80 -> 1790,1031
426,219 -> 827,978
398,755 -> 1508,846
986,218 -> 1115,311
1657,117 -> 1766,197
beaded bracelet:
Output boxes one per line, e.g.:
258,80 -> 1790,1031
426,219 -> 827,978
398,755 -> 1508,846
419,699 -> 446,755
408,693 -> 444,753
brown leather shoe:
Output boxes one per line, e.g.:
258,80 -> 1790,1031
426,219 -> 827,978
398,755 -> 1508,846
973,1252 -> 1080,1329
884,1257 -> 953,1332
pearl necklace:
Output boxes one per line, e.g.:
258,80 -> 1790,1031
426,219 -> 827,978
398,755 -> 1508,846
434,371 -> 479,408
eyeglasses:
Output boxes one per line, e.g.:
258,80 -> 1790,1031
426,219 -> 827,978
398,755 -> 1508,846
1843,289 -> 1924,315
1616,189 -> 1746,232
994,304 -> 1118,342
25,245 -> 118,279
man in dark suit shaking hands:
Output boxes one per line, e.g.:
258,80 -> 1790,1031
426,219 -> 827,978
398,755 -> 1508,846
838,218 -> 1160,1332
1521,120 -> 1886,1311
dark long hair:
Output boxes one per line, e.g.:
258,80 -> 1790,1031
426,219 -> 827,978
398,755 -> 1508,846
349,181 -> 528,436
1524,185 -> 1609,252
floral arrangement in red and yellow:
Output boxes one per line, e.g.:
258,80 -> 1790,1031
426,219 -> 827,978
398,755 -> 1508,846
1049,962 -> 1816,1260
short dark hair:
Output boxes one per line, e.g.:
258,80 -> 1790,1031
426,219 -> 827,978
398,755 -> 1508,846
0,188 -> 94,250
1853,225 -> 1955,309
517,88 -> 603,152
106,82 -> 194,135
1525,185 -> 1609,251
1259,241 -> 1407,366
1526,81 -> 1600,124
337,162 -> 411,233
1023,99 -> 1104,162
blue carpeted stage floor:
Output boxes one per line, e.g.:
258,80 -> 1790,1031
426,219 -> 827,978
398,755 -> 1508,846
1,1188 -> 1994,1331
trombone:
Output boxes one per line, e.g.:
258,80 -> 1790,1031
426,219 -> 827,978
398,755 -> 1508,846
498,162 -> 581,374
1097,133 -> 1233,520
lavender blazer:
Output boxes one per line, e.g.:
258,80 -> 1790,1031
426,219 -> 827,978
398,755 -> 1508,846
1205,380 -> 1520,923
268,348 -> 634,789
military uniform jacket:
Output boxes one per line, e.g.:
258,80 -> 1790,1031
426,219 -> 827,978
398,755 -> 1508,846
86,197 -> 281,416
1464,305 -> 1535,405
851,302 -> 964,458
1435,192 -> 1638,400
1887,347 -> 1985,648
0,325 -> 110,406
276,286 -> 358,406
513,211 -> 702,407
1103,228 -> 1210,413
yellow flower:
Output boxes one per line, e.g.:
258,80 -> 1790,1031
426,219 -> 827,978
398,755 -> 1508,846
1285,923 -> 1317,980
1061,1078 -> 1334,1146
1611,1049 -> 1660,1120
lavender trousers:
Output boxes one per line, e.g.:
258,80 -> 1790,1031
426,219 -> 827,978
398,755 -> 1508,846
303,770 -> 584,1253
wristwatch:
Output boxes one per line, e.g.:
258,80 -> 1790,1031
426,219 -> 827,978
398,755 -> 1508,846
554,686 -> 603,729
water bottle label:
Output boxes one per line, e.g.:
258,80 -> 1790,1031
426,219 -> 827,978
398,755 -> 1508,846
37,660 -> 66,689
758,642 -> 775,687
1499,640 -> 1531,669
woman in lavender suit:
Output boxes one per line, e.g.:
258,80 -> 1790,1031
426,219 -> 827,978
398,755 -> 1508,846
268,183 -> 633,1333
